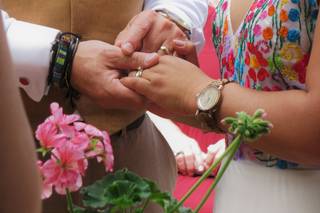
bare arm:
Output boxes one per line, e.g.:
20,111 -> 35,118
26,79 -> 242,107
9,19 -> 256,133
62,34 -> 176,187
121,11 -> 320,166
0,17 -> 41,213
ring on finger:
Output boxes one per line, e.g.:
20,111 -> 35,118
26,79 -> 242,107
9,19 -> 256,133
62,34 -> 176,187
135,67 -> 144,78
159,45 -> 171,55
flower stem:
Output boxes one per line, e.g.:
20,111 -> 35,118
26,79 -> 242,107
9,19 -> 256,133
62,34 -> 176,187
194,136 -> 242,213
171,135 -> 241,212
66,189 -> 74,213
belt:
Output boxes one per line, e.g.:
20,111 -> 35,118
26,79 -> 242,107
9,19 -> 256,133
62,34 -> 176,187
111,114 -> 146,137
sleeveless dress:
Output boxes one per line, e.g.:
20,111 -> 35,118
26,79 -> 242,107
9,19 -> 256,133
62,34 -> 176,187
212,0 -> 320,212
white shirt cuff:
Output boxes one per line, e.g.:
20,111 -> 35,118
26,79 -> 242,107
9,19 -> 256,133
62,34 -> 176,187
6,19 -> 59,102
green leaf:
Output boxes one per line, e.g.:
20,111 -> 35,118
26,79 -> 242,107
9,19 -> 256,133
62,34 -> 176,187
81,169 -> 153,211
80,169 -> 193,212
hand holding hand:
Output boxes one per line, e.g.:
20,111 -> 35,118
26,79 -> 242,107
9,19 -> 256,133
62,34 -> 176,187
71,40 -> 159,110
175,140 -> 207,176
175,139 -> 226,176
121,56 -> 212,117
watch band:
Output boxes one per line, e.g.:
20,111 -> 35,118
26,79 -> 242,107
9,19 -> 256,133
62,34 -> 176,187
195,79 -> 232,133
155,9 -> 192,39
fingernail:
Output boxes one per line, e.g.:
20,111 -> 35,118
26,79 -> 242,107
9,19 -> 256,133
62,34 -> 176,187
122,42 -> 134,53
144,53 -> 158,66
174,40 -> 186,47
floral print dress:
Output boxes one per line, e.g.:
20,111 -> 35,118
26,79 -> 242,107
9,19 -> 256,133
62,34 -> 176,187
212,0 -> 319,168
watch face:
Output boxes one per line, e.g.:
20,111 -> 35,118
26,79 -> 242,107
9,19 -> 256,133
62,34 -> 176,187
197,86 -> 220,111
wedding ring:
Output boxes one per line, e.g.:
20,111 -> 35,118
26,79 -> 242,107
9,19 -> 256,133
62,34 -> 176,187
135,67 -> 144,78
159,45 -> 170,55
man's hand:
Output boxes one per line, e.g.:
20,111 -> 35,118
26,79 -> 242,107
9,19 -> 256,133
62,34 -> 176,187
115,10 -> 188,56
71,40 -> 159,110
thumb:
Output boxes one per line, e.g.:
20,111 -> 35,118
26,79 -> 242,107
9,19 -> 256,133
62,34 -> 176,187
112,52 -> 159,70
116,14 -> 152,55
120,77 -> 151,98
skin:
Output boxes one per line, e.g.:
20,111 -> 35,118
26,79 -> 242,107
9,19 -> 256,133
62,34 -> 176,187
114,10 -> 204,175
115,10 -> 188,56
121,1 -> 320,166
71,10 -> 196,111
71,11 -> 202,175
72,40 -> 159,110
0,18 -> 41,213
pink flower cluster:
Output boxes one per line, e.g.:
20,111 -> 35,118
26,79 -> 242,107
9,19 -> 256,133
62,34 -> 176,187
36,103 -> 114,199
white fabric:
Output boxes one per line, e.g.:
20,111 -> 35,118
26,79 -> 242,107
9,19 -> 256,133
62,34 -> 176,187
144,0 -> 208,51
1,11 -> 59,102
214,159 -> 320,213
147,111 -> 201,155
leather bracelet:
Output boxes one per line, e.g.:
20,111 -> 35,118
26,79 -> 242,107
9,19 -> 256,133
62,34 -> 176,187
48,32 -> 81,107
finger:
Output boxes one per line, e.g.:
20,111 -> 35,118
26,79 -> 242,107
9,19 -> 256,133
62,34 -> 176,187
205,139 -> 226,172
127,70 -> 151,83
111,52 -> 159,70
173,39 -> 195,55
114,15 -> 138,47
157,31 -> 187,56
120,76 -> 152,98
193,151 -> 205,174
117,11 -> 155,55
188,140 -> 204,173
184,154 -> 196,176
145,30 -> 186,55
157,44 -> 173,56
102,79 -> 147,110
176,154 -> 187,175
173,39 -> 199,66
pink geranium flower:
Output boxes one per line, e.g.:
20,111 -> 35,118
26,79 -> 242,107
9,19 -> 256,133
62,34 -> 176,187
42,143 -> 87,195
37,161 -> 53,199
101,131 -> 114,172
85,131 -> 113,172
36,102 -> 114,199
36,121 -> 66,149
47,102 -> 80,127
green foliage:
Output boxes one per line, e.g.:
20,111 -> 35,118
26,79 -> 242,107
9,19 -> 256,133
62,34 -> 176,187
70,109 -> 273,213
78,169 -> 192,213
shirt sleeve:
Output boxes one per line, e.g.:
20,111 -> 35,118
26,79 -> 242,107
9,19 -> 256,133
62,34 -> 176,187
1,11 -> 60,102
144,0 -> 209,52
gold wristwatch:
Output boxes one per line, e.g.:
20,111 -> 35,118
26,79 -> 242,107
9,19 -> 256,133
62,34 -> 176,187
155,8 -> 192,39
195,79 -> 231,133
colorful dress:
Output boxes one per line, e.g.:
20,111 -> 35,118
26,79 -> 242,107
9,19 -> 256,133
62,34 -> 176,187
213,0 -> 318,169
211,1 -> 320,212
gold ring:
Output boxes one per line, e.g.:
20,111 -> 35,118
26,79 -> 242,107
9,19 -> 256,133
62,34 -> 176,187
135,67 -> 143,78
159,45 -> 170,55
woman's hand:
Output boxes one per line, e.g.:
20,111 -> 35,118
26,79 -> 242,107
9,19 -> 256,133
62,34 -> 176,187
174,138 -> 207,176
121,56 -> 213,117
176,139 -> 226,176
204,139 -> 226,173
